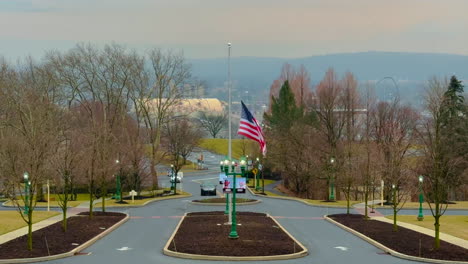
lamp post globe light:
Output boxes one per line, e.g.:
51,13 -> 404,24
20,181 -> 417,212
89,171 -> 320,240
329,157 -> 336,201
220,161 -> 224,172
23,172 -> 29,215
417,175 -> 424,221
392,184 -> 397,207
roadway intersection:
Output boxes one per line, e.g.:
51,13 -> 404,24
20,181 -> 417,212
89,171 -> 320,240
42,169 -> 467,264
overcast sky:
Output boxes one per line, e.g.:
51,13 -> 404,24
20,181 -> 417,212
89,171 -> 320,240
1,0 -> 467,59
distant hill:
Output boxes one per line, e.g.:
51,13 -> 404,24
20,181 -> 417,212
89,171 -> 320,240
189,52 -> 468,106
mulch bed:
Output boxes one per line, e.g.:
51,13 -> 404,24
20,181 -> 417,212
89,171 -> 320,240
192,198 -> 256,203
0,212 -> 125,259
168,211 -> 303,256
329,214 -> 468,262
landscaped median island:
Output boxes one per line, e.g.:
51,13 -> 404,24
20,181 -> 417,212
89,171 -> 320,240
94,190 -> 191,207
0,211 -> 126,261
191,198 -> 258,204
327,214 -> 468,262
164,211 -> 307,260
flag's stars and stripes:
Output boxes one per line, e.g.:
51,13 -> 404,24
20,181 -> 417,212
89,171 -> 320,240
237,101 -> 266,155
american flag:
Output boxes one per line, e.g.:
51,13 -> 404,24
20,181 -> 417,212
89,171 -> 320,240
237,101 -> 266,155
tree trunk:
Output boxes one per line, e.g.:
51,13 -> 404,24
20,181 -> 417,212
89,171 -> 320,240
89,192 -> 94,219
62,209 -> 67,232
434,216 -> 441,249
150,144 -> 159,190
27,212 -> 33,251
393,209 -> 398,231
364,184 -> 369,219
347,197 -> 350,214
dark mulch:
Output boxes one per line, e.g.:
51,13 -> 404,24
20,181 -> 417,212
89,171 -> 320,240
168,211 -> 304,256
77,211 -> 124,217
192,198 -> 256,203
0,212 -> 125,259
329,214 -> 468,261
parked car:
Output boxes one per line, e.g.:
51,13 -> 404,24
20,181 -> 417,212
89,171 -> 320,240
200,183 -> 217,196
170,175 -> 182,183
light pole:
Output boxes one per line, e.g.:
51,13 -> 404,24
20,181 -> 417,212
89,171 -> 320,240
23,172 -> 29,215
170,164 -> 175,194
223,160 -> 230,215
227,42 -> 232,161
115,159 -> 122,202
392,184 -> 396,206
223,157 -> 246,239
329,157 -> 336,201
255,157 -> 260,191
417,175 -> 424,221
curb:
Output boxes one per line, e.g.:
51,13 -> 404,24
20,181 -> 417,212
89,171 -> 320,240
189,199 -> 261,206
163,213 -> 308,261
0,213 -> 129,264
324,215 -> 468,264
98,193 -> 192,209
247,187 -> 351,209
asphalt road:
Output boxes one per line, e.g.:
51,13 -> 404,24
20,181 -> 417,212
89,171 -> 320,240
40,167 -> 467,264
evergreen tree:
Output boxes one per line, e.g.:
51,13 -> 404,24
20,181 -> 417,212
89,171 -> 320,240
264,80 -> 315,130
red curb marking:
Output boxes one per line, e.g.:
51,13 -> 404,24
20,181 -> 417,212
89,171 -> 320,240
272,216 -> 324,220
151,216 -> 161,219
354,207 -> 384,217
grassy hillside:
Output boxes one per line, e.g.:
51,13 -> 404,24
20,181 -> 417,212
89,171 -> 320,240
198,138 -> 260,160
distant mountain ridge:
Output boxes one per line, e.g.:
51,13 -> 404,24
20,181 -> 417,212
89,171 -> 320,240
189,51 -> 468,105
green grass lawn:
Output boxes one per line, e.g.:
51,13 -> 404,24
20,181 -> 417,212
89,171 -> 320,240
376,201 -> 468,210
198,138 -> 259,160
0,211 -> 60,235
5,193 -> 89,208
385,215 -> 468,240
94,190 -> 191,207
305,199 -> 360,207
247,179 -> 276,188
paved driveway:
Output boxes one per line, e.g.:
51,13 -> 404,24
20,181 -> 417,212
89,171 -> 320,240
44,170 -> 445,264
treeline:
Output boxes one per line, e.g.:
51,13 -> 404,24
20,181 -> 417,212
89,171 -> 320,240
0,43 -> 202,250
264,64 -> 467,248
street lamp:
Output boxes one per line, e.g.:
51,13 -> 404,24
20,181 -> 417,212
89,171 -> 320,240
392,184 -> 396,207
329,157 -> 336,201
417,175 -> 424,221
170,164 -> 176,194
23,172 -> 29,215
223,160 -> 230,215
220,161 -> 224,172
115,159 -> 122,202
255,157 -> 260,190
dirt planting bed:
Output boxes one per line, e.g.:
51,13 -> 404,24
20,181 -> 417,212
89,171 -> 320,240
329,214 -> 468,262
167,211 -> 303,256
0,212 -> 125,259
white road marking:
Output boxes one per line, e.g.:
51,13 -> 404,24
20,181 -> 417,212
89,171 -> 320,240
117,247 -> 132,251
334,246 -> 348,251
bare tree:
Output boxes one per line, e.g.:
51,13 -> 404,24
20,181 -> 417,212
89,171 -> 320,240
268,63 -> 313,109
314,68 -> 346,201
417,77 -> 467,249
131,49 -> 191,190
371,98 -> 418,230
0,60 -> 61,250
197,110 -> 227,138
162,118 -> 202,194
